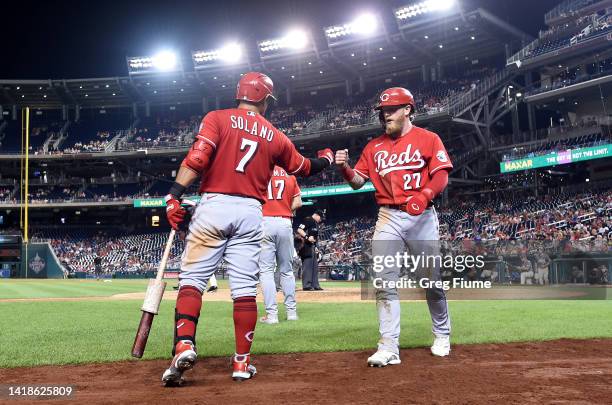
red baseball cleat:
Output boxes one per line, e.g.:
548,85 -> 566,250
232,353 -> 257,381
162,340 -> 197,386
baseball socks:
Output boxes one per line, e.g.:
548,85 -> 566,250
174,286 -> 202,353
232,296 -> 258,380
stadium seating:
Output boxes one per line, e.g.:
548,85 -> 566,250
0,64 -> 503,155
117,115 -> 199,150
31,188 -> 611,275
500,132 -> 607,161
518,12 -> 612,61
33,229 -> 186,274
58,114 -> 131,153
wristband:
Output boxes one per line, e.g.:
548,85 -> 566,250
340,165 -> 356,182
308,157 -> 329,175
168,182 -> 186,199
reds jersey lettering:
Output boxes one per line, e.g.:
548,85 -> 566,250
374,145 -> 425,176
262,166 -> 300,218
354,125 -> 452,205
193,108 -> 309,203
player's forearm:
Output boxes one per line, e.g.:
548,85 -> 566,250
348,172 -> 366,190
307,157 -> 331,176
297,228 -> 307,238
291,195 -> 303,211
423,170 -> 449,199
339,164 -> 366,190
168,166 -> 199,197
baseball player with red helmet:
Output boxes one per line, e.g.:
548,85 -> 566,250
335,87 -> 452,367
259,166 -> 302,324
162,72 -> 334,386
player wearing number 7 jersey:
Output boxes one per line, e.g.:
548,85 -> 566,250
162,72 -> 333,386
335,87 -> 453,367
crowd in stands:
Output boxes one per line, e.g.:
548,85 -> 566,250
27,186 -> 610,280
33,229 -> 186,275
522,11 -> 612,60
120,116 -> 199,149
1,64 -> 506,156
545,0 -> 601,23
539,11 -> 596,39
63,131 -> 112,153
321,103 -> 375,131
500,132 -> 608,161
318,217 -> 376,268
28,186 -> 84,203
528,57 -> 612,96
0,187 -> 14,202
438,188 -> 611,241
269,106 -> 317,136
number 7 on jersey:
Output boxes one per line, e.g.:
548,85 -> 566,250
235,138 -> 259,173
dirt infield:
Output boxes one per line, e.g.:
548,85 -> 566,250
2,284 -> 603,303
0,287 -> 364,303
3,339 -> 611,404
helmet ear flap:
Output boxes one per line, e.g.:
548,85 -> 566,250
408,104 -> 416,118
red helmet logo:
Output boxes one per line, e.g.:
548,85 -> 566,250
375,87 -> 415,112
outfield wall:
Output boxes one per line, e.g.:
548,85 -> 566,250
17,243 -> 65,279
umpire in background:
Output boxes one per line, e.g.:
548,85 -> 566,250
94,256 -> 103,280
297,209 -> 324,291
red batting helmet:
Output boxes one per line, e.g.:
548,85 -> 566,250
236,72 -> 277,103
374,87 -> 415,113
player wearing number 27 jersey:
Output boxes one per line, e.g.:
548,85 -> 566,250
162,72 -> 333,386
353,125 -> 452,206
336,87 -> 453,368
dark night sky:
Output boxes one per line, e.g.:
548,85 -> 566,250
0,0 -> 562,79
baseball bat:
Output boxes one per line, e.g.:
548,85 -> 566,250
131,229 -> 176,358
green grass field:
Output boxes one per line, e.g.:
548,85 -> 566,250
0,279 -> 361,300
0,280 -> 611,368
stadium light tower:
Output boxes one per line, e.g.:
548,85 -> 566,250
325,12 -> 380,45
284,29 -> 309,49
258,28 -> 311,57
395,0 -> 457,22
352,13 -> 378,35
430,0 -> 455,10
152,51 -> 178,71
127,50 -> 183,75
192,42 -> 244,69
